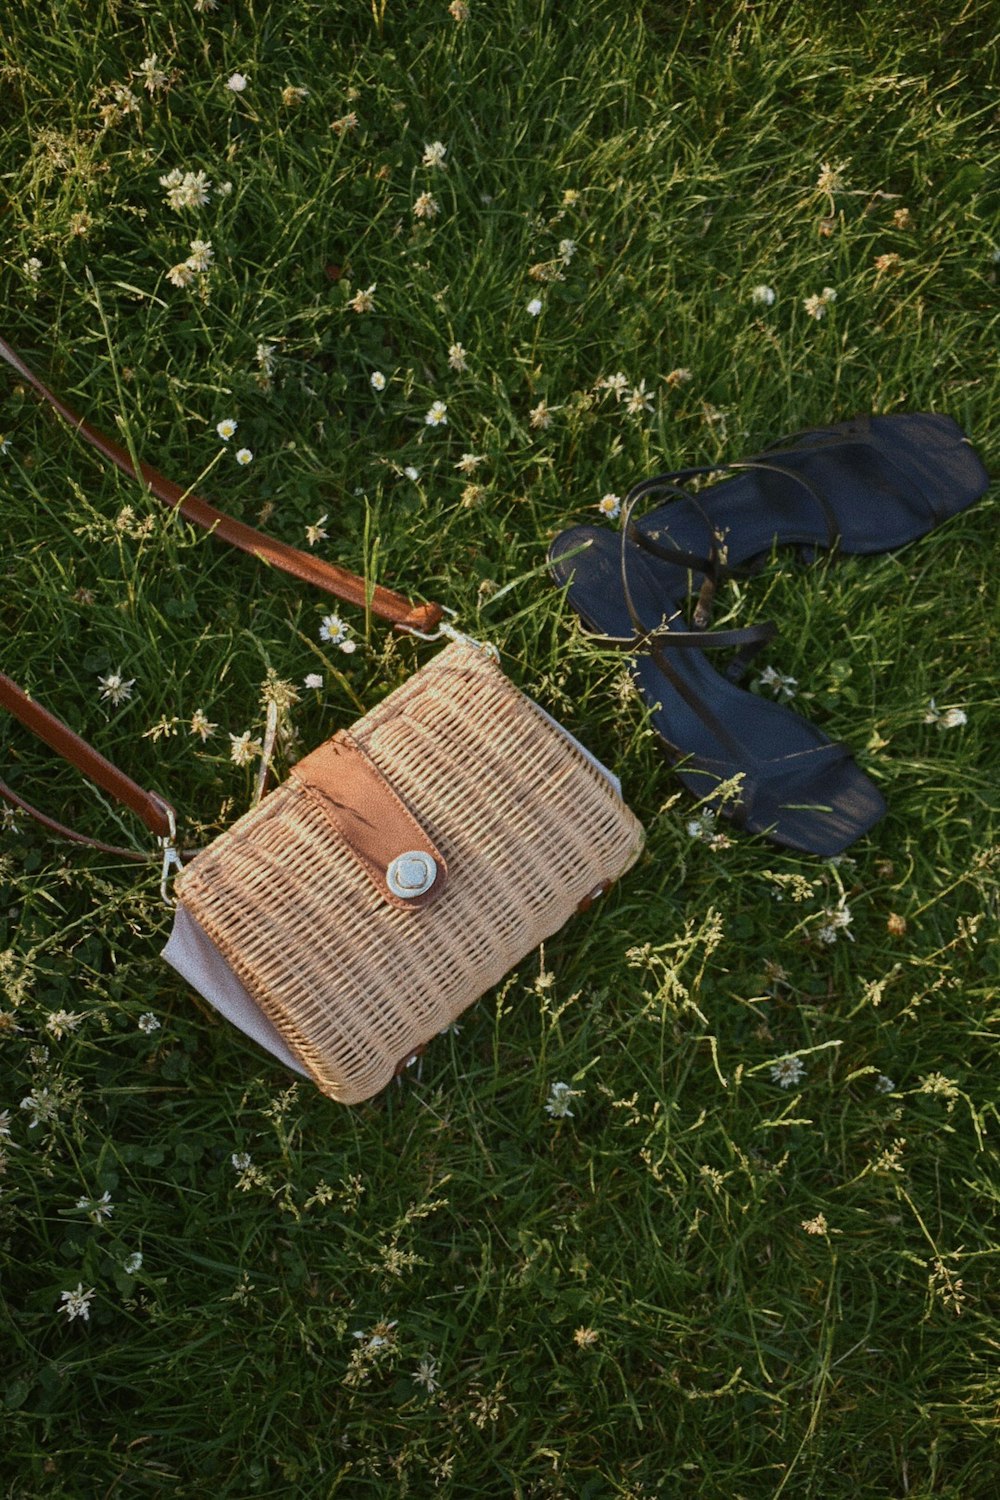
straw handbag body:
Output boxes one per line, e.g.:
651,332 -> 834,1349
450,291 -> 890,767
164,641 -> 643,1102
0,337 -> 643,1103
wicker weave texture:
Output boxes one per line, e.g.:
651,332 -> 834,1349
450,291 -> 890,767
175,643 -> 644,1102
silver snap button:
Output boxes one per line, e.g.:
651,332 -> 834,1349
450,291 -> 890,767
386,851 -> 437,899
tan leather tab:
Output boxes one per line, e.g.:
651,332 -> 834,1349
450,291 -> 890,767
291,733 -> 447,910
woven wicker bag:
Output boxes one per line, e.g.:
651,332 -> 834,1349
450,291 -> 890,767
166,642 -> 644,1103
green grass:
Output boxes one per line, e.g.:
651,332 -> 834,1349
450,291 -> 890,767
1,1 -> 999,1494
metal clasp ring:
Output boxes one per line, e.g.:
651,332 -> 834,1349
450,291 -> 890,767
157,803 -> 182,906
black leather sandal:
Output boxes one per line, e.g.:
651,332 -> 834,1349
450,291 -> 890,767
615,413 -> 990,624
548,520 -> 886,857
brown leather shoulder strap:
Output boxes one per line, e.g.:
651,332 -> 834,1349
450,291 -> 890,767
0,337 -> 443,633
0,673 -> 174,841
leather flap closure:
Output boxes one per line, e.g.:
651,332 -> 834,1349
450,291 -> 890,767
291,733 -> 447,911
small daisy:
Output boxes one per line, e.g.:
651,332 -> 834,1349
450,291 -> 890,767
422,140 -> 448,168
526,297 -> 543,316
235,447 -> 253,465
370,370 -> 387,391
59,1284 -> 96,1324
319,613 -> 349,645
137,1013 -> 160,1034
625,379 -> 653,415
76,1190 -> 114,1223
305,514 -> 329,546
413,1356 -> 440,1393
226,72 -> 248,92
751,284 -> 776,306
447,342 -> 468,372
595,371 -> 629,399
216,417 -> 238,440
597,493 -> 621,520
413,191 -> 440,220
756,665 -> 798,701
770,1055 -> 806,1088
303,673 -> 324,690
98,671 -> 136,707
189,709 -> 217,741
425,400 -> 448,427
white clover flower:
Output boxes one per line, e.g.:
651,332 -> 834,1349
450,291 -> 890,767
455,452 -> 484,474
751,284 -> 776,306
924,699 -> 967,728
24,257 -> 43,283
136,54 -> 168,93
305,514 -> 328,546
231,1151 -> 252,1170
875,1074 -> 895,1094
46,1010 -> 84,1039
803,287 -> 837,320
370,370 -> 387,391
166,262 -> 195,289
186,238 -> 214,271
0,436 -> 10,455
189,708 -> 217,741
544,1080 -> 579,1118
425,400 -> 448,427
76,1190 -> 114,1223
558,238 -> 577,265
816,901 -> 853,944
597,493 -> 621,520
216,417 -> 238,440
422,140 -> 448,168
123,1252 -> 143,1274
229,731 -> 263,766
256,341 -> 276,375
59,1284 -> 96,1324
159,169 -> 212,211
226,72 -> 248,92
595,371 -> 629,399
413,191 -> 440,220
304,673 -> 324,690
20,1088 -> 59,1129
769,1055 -> 806,1088
529,400 -> 551,430
404,465 -> 420,481
0,1110 -> 12,1138
348,284 -> 376,314
526,297 -> 543,316
756,664 -> 798,701
447,342 -> 468,372
282,85 -> 309,106
138,1012 -> 160,1034
235,447 -> 253,465
98,672 -> 136,707
319,613 -> 349,644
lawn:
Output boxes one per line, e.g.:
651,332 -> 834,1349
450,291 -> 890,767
1,1 -> 998,1495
